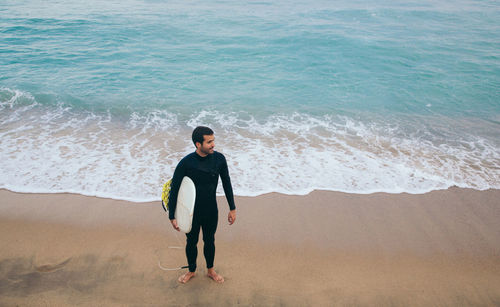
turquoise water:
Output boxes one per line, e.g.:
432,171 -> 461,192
1,0 -> 499,201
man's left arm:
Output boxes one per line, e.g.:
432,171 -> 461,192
219,154 -> 236,225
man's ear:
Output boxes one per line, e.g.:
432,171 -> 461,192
195,142 -> 201,149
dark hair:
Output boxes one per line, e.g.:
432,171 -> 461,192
192,126 -> 214,146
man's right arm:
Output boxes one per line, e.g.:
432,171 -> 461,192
168,158 -> 186,220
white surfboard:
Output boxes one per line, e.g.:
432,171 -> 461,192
175,176 -> 196,233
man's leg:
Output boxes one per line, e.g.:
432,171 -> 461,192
202,213 -> 224,283
186,216 -> 201,271
202,213 -> 218,268
179,216 -> 201,283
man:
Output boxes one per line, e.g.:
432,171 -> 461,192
168,126 -> 236,284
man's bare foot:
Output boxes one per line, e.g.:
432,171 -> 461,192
207,268 -> 224,283
178,272 -> 195,284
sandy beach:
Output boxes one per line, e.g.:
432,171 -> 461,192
1,187 -> 499,306
3,0 -> 500,306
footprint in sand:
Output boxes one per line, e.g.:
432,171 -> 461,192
35,257 -> 72,273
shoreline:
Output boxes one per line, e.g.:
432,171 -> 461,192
1,184 -> 496,203
1,187 -> 500,305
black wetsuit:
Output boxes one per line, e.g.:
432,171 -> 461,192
168,151 -> 235,272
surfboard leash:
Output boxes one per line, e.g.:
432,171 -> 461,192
158,262 -> 189,271
158,227 -> 189,271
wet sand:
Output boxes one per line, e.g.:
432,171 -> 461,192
1,187 -> 499,306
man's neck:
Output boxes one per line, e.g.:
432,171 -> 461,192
195,149 -> 208,157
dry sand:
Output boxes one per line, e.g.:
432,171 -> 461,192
1,187 -> 499,306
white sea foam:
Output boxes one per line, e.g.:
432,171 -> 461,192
206,111 -> 500,196
1,88 -> 499,202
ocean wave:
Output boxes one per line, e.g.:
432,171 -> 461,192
1,88 -> 499,201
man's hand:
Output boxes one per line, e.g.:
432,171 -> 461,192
170,219 -> 180,231
228,210 -> 236,225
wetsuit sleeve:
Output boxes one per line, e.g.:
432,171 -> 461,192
168,158 -> 186,220
219,154 -> 236,210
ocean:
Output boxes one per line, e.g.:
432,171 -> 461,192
1,0 -> 499,201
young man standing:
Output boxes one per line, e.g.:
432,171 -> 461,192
168,126 -> 236,283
